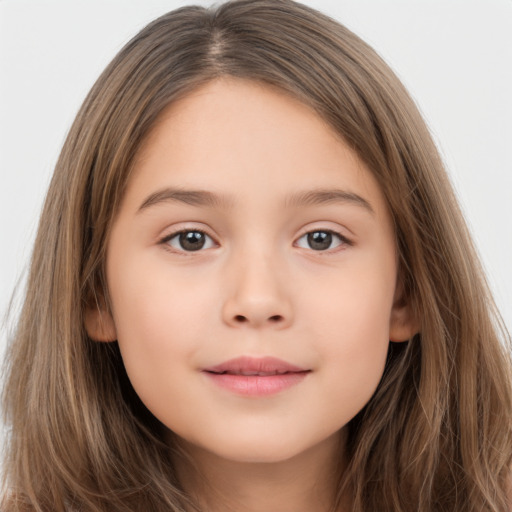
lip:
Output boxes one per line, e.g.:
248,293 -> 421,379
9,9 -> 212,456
202,356 -> 311,396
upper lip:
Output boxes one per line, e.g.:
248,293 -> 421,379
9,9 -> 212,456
203,356 -> 309,376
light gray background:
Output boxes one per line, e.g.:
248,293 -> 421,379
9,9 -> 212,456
1,0 -> 511,357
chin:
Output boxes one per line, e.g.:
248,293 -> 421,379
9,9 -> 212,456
196,430 -> 326,465
213,445 -> 301,464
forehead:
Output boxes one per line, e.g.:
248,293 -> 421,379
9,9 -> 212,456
135,77 -> 348,165
124,77 -> 390,221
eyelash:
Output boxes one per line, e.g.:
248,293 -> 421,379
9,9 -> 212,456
159,228 -> 353,255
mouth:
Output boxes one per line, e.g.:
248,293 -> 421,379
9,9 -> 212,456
202,356 -> 311,396
203,355 -> 309,374
207,370 -> 298,376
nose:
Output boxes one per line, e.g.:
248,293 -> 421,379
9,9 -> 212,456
221,251 -> 293,330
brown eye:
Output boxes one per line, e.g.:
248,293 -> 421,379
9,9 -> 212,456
163,230 -> 215,252
296,230 -> 349,251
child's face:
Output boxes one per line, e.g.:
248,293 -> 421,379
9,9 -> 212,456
88,78 -> 414,464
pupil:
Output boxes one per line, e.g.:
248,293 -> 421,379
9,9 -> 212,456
180,232 -> 205,251
308,231 -> 331,251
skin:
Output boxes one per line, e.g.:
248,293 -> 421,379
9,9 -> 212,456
86,78 -> 415,511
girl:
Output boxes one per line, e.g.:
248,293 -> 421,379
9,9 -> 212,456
2,0 -> 511,510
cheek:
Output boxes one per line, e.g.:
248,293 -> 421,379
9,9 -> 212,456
303,255 -> 395,410
110,251 -> 216,340
107,257 -> 218,408
304,250 -> 395,341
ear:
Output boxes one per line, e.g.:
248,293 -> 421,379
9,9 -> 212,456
84,304 -> 117,342
389,278 -> 419,343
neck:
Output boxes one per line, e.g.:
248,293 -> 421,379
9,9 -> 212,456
172,431 -> 350,512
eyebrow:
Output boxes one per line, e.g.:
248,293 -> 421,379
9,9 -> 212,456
137,187 -> 374,215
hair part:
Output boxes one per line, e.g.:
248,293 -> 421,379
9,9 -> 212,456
2,1 -> 512,510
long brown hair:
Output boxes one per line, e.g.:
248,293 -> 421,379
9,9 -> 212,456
2,1 -> 511,510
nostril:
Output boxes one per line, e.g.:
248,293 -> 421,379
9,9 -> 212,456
233,314 -> 283,323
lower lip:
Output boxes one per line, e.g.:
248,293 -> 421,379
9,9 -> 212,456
203,371 -> 309,396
